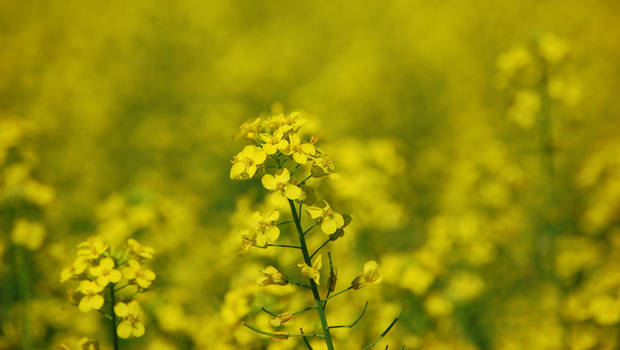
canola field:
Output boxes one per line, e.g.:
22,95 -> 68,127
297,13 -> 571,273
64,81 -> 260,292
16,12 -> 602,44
1,1 -> 620,349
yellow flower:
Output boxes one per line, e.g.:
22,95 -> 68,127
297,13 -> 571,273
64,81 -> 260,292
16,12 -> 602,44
230,145 -> 267,180
261,168 -> 302,205
77,236 -> 109,260
76,280 -> 105,313
60,257 -> 88,283
127,238 -> 155,260
260,127 -> 290,155
311,156 -> 335,178
89,257 -> 122,287
351,260 -> 382,289
123,259 -> 156,288
257,266 -> 288,286
298,255 -> 322,285
305,200 -> 345,235
114,301 -> 145,339
282,133 -> 315,164
11,219 -> 46,251
241,210 -> 281,249
270,312 -> 293,327
236,117 -> 262,141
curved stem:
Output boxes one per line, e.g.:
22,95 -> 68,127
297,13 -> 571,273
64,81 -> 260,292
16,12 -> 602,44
288,199 -> 335,350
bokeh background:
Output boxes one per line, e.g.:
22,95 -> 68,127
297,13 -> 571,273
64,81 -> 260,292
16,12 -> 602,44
2,0 -> 620,349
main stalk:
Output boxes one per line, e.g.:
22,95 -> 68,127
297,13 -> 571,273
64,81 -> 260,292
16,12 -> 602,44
288,199 -> 335,350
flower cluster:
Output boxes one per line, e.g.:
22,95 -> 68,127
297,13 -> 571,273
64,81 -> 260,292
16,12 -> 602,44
230,112 -> 392,349
496,32 -> 581,129
60,236 -> 156,339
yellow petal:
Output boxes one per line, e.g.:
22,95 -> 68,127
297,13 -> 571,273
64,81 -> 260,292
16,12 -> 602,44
284,184 -> 302,200
305,206 -> 323,219
265,210 -> 280,222
263,143 -> 277,155
293,152 -> 307,164
117,322 -> 132,339
114,302 -> 129,317
321,220 -> 338,234
132,322 -> 145,337
301,143 -> 315,155
265,226 -> 280,242
252,148 -> 267,164
247,164 -> 257,178
312,255 -> 322,270
109,269 -> 122,283
261,174 -> 277,190
275,168 -> 290,183
230,162 -> 245,179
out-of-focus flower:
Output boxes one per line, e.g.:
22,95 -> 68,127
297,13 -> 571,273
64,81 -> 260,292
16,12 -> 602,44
298,255 -> 322,285
127,238 -> 155,260
351,260 -> 382,289
11,219 -> 46,251
257,266 -> 288,286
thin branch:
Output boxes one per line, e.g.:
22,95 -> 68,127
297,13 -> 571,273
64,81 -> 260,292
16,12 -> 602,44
362,310 -> 403,350
322,286 -> 353,305
243,323 -> 324,338
298,174 -> 313,186
265,243 -> 301,249
260,307 -> 278,317
300,328 -> 314,350
290,163 -> 301,176
298,202 -> 303,219
323,252 -> 336,308
277,220 -> 294,226
310,239 -> 330,259
292,304 -> 318,316
329,302 -> 368,329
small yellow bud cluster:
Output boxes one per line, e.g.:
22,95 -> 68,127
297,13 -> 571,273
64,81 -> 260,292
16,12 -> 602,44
60,236 -> 155,339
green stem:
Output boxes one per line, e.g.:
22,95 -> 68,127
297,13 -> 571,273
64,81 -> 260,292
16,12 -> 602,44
109,284 -> 120,350
288,199 -> 335,350
14,245 -> 33,350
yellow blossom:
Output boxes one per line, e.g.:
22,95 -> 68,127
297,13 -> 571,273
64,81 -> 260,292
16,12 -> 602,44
257,266 -> 288,286
123,259 -> 156,288
282,133 -> 316,164
230,145 -> 267,179
298,255 -> 322,285
60,257 -> 88,283
260,127 -> 290,155
270,312 -> 293,327
77,236 -> 109,260
115,301 -> 146,338
76,280 -> 105,313
261,168 -> 302,204
89,257 -> 122,287
351,260 -> 382,289
127,238 -> 155,260
236,117 -> 262,141
241,210 -> 281,249
305,200 -> 345,235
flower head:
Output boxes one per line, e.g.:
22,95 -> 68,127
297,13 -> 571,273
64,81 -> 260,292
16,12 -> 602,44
89,257 -> 122,287
305,201 -> 345,235
230,145 -> 267,180
76,280 -> 105,313
298,255 -> 322,285
282,133 -> 316,165
77,236 -> 109,260
114,301 -> 145,339
261,168 -> 302,205
351,260 -> 382,290
60,257 -> 88,283
260,127 -> 290,155
127,238 -> 155,260
123,259 -> 156,288
257,266 -> 288,286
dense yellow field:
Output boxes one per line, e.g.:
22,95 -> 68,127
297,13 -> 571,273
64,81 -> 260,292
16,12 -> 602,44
2,1 -> 620,349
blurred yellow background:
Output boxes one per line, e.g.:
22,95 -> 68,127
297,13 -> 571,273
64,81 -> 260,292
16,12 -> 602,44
1,0 -> 620,349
